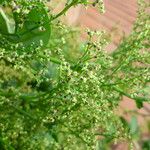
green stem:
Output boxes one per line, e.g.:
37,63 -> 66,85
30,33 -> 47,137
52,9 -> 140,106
9,103 -> 37,120
49,56 -> 61,64
51,1 -> 78,21
113,86 -> 149,102
39,54 -> 61,65
79,44 -> 91,62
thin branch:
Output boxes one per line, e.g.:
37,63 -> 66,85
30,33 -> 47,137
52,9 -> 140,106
10,103 -> 37,120
51,1 -> 78,21
113,86 -> 149,102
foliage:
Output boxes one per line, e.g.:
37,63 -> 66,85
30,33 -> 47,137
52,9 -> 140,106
0,0 -> 149,149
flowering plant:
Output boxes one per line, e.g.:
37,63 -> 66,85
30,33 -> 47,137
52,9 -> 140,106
0,0 -> 149,149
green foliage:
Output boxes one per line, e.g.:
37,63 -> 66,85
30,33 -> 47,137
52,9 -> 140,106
142,139 -> 150,150
0,0 -> 149,149
0,0 -> 51,53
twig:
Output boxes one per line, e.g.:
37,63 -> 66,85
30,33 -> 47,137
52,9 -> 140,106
51,1 -> 78,21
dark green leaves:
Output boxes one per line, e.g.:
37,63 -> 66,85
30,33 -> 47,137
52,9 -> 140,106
135,100 -> 143,109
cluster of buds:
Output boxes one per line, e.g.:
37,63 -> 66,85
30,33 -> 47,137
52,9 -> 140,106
92,0 -> 105,13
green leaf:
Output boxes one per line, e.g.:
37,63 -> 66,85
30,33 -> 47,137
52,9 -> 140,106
0,0 -> 5,4
0,2 -> 51,52
0,7 -> 15,34
135,100 -> 143,109
9,5 -> 51,51
120,117 -> 129,129
129,116 -> 138,136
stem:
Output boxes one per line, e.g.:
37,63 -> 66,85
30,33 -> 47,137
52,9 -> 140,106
51,1 -> 78,21
111,55 -> 132,76
113,86 -> 149,102
73,42 -> 92,70
10,103 -> 37,120
39,54 -> 61,65
79,43 -> 91,62
50,56 -> 61,65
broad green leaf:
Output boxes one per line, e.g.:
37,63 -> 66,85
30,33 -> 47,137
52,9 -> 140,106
8,5 -> 51,51
0,2 -> 51,52
0,7 -> 15,34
